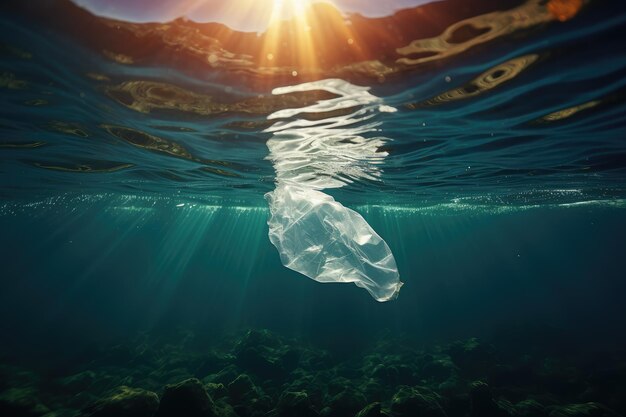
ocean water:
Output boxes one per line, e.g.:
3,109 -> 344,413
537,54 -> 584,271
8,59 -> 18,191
1,1 -> 626,416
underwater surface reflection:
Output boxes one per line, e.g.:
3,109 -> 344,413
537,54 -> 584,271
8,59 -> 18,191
0,0 -> 625,205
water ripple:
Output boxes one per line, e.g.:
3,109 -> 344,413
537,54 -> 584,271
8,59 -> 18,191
0,1 -> 625,206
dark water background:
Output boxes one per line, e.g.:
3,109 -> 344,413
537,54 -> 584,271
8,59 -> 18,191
2,199 -> 626,355
1,0 -> 626,416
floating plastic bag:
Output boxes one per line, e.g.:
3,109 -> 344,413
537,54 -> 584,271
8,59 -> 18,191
264,79 -> 403,301
266,184 -> 402,301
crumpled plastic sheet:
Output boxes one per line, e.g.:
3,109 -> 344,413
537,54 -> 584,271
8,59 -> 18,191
264,79 -> 403,302
266,184 -> 402,302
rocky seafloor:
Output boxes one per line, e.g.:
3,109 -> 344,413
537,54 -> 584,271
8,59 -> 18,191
1,328 -> 625,417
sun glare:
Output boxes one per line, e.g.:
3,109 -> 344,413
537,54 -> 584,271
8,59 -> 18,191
270,0 -> 312,22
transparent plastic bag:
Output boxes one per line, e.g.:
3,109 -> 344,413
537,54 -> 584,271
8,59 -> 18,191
265,79 -> 403,301
266,184 -> 402,302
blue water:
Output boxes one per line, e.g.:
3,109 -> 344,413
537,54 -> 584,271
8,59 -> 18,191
1,1 -> 626,416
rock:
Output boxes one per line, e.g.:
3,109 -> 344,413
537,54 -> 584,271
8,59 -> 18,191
237,330 -> 282,351
158,368 -> 195,386
196,353 -> 235,377
283,371 -> 315,393
390,386 -> 446,417
360,380 -> 384,403
421,355 -> 461,395
496,399 -> 517,416
128,347 -> 159,367
284,374 -> 324,409
420,355 -> 458,382
371,364 -> 399,384
326,387 -> 367,417
300,349 -> 334,370
469,381 -> 509,417
437,375 -> 462,395
227,374 -> 255,403
447,338 -> 495,377
355,402 -> 386,417
279,349 -> 301,372
58,371 -> 97,393
205,383 -> 227,400
205,365 -> 239,386
226,374 -> 271,416
548,403 -> 622,417
211,400 -> 239,417
66,391 -> 98,410
236,347 -> 284,380
0,366 -> 42,392
326,377 -> 352,397
277,391 -> 317,417
0,387 -> 50,417
515,399 -> 548,417
233,330 -> 305,380
80,386 -> 158,417
42,409 -> 77,417
370,352 -> 416,379
156,378 -> 216,417
319,406 -> 331,416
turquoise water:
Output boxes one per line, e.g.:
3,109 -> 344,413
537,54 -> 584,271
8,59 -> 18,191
1,1 -> 626,416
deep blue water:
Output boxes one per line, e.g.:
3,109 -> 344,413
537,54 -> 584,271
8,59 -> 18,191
1,1 -> 626,416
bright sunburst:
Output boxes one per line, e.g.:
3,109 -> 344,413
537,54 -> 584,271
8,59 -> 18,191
270,0 -> 312,22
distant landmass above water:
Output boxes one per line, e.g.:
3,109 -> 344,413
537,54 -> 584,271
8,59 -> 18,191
2,0 -> 587,89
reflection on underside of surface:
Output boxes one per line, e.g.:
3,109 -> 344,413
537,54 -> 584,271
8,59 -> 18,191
4,0 -> 586,85
407,54 -> 540,108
